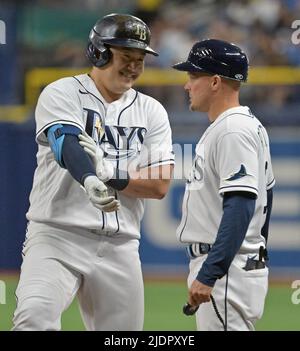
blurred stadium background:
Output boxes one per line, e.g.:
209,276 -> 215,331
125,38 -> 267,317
0,0 -> 300,330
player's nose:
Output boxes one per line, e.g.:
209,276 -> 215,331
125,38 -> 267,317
127,60 -> 140,71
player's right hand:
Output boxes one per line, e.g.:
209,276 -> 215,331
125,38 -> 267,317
83,175 -> 120,212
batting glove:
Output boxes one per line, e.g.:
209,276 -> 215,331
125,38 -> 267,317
79,132 -> 114,182
83,175 -> 120,212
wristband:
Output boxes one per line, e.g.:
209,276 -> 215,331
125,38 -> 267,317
106,169 -> 130,191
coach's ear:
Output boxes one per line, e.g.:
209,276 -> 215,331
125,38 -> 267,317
211,75 -> 222,92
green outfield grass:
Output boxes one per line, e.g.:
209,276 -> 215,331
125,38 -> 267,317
0,275 -> 299,331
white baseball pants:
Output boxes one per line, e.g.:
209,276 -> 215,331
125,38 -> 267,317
12,222 -> 144,331
188,253 -> 268,331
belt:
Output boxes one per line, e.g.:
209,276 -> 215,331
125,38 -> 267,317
186,243 -> 212,258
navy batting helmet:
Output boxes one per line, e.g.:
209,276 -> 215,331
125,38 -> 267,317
87,13 -> 158,67
173,39 -> 248,82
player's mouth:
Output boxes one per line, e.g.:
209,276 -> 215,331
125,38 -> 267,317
120,71 -> 138,81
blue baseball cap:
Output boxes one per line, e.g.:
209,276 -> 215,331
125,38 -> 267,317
173,39 -> 248,82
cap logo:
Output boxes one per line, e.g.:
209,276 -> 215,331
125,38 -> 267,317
134,24 -> 147,41
235,74 -> 243,80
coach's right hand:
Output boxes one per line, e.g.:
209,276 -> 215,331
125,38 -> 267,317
83,175 -> 120,212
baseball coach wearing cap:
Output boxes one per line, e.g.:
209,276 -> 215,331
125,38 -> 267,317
174,39 -> 275,331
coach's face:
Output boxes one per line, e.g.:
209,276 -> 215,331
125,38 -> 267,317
184,73 -> 213,112
103,46 -> 145,95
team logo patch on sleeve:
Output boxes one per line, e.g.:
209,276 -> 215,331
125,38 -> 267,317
225,164 -> 249,181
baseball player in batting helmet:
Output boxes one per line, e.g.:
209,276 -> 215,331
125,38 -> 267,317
174,39 -> 274,330
12,13 -> 174,331
86,13 -> 158,67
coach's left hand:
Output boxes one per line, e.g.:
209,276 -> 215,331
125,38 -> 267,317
188,280 -> 213,307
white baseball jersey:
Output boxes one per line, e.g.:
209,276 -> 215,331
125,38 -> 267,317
177,106 -> 275,253
26,73 -> 174,238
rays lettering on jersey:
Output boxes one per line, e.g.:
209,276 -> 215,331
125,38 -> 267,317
187,155 -> 204,184
103,125 -> 147,160
187,143 -> 205,188
83,108 -> 105,143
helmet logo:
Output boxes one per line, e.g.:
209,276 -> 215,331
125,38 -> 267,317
194,47 -> 212,57
235,74 -> 243,80
134,24 -> 147,41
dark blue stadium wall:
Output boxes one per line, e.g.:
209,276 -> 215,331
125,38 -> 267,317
0,120 -> 36,268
